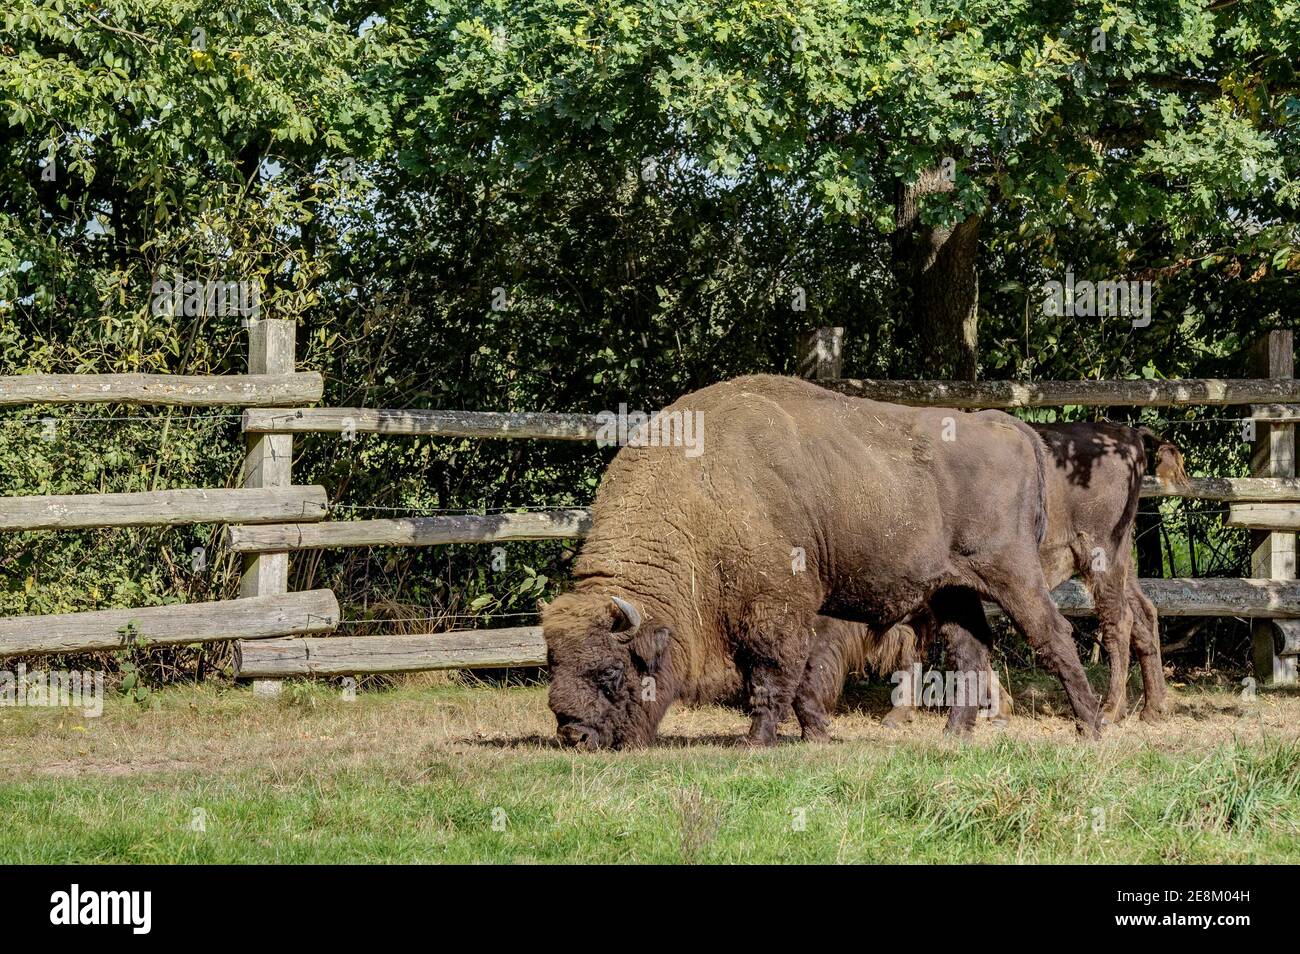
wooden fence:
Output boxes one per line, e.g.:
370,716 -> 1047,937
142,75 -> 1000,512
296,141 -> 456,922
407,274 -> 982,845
0,322 -> 340,670
1,321 -> 1297,689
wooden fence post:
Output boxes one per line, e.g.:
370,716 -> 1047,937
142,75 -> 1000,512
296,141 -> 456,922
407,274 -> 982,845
1250,330 -> 1299,686
241,319 -> 297,697
799,327 -> 844,381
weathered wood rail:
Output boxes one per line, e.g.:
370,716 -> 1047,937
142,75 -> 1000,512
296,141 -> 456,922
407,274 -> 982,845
0,589 -> 338,657
1039,578 -> 1300,618
1227,504 -> 1300,531
0,486 -> 328,531
236,626 -> 545,677
1141,476 -> 1300,501
827,378 -> 1300,408
1251,404 -> 1300,422
0,372 -> 322,407
244,407 -> 599,440
226,509 -> 592,553
224,481 -> 1293,555
234,579 -> 1300,676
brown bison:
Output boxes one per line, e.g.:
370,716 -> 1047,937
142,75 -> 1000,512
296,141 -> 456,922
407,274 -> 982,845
794,423 -> 1184,734
543,374 -> 1101,749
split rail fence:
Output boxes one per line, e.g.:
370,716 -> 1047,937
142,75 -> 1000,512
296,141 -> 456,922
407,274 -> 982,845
1,321 -> 1297,690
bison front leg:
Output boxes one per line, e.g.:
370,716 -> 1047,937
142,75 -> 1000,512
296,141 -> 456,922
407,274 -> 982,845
738,608 -> 814,747
791,648 -> 837,743
790,680 -> 832,743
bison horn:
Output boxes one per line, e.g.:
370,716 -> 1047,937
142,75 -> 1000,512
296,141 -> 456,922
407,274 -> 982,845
610,596 -> 642,639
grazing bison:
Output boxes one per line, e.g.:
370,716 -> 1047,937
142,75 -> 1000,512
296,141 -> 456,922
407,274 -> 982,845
543,374 -> 1101,750
795,423 -> 1184,733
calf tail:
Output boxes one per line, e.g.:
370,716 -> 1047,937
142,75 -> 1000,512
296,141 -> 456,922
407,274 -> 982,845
1137,426 -> 1188,484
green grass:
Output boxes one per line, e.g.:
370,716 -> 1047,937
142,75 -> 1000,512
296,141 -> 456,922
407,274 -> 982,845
0,681 -> 1297,863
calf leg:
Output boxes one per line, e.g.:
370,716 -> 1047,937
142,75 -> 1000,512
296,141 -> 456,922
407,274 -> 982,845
1090,567 -> 1134,725
982,668 -> 1014,726
933,589 -> 995,737
790,686 -> 831,742
1129,584 -> 1169,721
981,561 -> 1101,736
792,619 -> 925,737
738,606 -> 815,746
880,621 -> 924,728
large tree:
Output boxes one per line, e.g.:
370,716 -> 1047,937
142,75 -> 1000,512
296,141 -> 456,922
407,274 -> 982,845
400,0 -> 1298,375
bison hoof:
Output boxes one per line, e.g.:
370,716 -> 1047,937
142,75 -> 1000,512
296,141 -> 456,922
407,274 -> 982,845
800,723 -> 831,743
1076,720 -> 1102,740
1139,703 -> 1168,724
880,708 -> 915,728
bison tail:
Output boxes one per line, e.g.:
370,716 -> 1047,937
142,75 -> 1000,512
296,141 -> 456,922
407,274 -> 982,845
1137,426 -> 1188,485
1012,420 -> 1050,547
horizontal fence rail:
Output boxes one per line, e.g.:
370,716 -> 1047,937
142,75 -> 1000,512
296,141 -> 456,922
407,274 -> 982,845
226,509 -> 592,553
1036,578 -> 1300,619
225,480 -> 1297,554
1140,476 -> 1300,501
235,626 -> 546,678
235,578 -> 1300,677
1250,404 -> 1300,422
827,378 -> 1300,408
0,589 -> 339,657
0,486 -> 328,531
244,407 -> 599,439
1226,504 -> 1300,530
0,372 -> 322,407
245,398 -> 1300,438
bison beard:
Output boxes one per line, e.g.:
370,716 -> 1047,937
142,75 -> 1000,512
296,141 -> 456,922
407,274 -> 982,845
799,422 -> 1184,731
543,374 -> 1101,749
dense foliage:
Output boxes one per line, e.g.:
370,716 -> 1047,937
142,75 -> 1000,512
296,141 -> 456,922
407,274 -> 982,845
1,0 -> 1297,678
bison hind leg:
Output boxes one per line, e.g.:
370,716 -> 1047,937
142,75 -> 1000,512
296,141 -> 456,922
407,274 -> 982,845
980,561 -> 1102,737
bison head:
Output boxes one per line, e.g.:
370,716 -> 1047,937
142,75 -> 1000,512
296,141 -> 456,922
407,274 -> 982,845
543,592 -> 672,750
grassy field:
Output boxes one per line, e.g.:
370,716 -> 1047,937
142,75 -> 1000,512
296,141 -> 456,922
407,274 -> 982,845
1,670 -> 1297,863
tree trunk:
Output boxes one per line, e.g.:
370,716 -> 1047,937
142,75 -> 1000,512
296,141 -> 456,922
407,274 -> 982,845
893,167 -> 981,380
